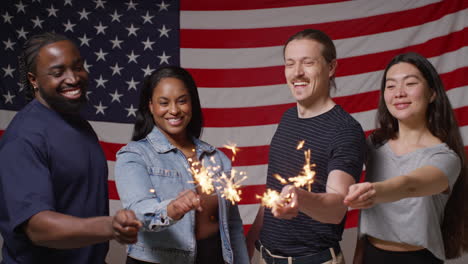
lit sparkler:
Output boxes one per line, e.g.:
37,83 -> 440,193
256,189 -> 293,209
289,149 -> 316,191
189,159 -> 215,195
256,189 -> 282,209
217,169 -> 247,205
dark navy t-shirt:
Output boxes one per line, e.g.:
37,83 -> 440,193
260,105 -> 366,257
0,100 -> 109,263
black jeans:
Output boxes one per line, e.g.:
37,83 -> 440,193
363,238 -> 443,264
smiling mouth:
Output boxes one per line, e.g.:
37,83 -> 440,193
293,81 -> 309,87
394,102 -> 410,110
60,88 -> 82,100
167,118 -> 183,125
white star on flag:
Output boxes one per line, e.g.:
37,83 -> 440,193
142,37 -> 155,50
158,25 -> 171,38
78,34 -> 92,47
110,36 -> 123,49
141,11 -> 154,24
46,4 -> 58,17
3,39 -> 15,51
109,90 -> 124,103
31,16 -> 44,29
63,20 -> 76,32
95,75 -> 108,88
125,104 -> 138,117
95,49 -> 108,61
94,101 -> 108,115
94,0 -> 106,9
16,27 -> 28,39
126,24 -> 140,37
15,1 -> 27,14
2,12 -> 13,24
141,64 -> 155,77
157,51 -> 170,65
110,63 -> 123,76
83,61 -> 92,72
126,77 -> 139,91
95,22 -> 108,35
78,9 -> 90,20
157,1 -> 170,11
126,50 -> 140,64
2,65 -> 15,78
3,91 -> 15,104
109,10 -> 122,22
125,0 -> 138,11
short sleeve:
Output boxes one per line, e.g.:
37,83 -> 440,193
423,149 -> 461,190
0,137 -> 55,233
327,124 -> 366,182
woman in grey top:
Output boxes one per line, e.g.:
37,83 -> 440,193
344,52 -> 467,263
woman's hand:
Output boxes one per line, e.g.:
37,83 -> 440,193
167,190 -> 202,220
344,182 -> 376,209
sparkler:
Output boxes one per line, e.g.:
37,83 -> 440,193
256,189 -> 282,209
188,158 -> 215,195
256,189 -> 294,209
217,170 -> 247,205
256,140 -> 317,207
223,142 -> 239,162
184,142 -> 248,205
289,149 -> 315,191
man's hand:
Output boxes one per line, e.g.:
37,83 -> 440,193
112,209 -> 142,244
272,185 -> 299,219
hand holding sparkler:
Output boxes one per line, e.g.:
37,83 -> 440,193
167,190 -> 202,220
343,182 -> 376,209
271,185 -> 300,219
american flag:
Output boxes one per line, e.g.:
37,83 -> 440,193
1,0 -> 467,262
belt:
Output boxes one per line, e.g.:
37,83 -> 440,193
255,240 -> 340,264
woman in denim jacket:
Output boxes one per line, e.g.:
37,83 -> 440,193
115,66 -> 249,264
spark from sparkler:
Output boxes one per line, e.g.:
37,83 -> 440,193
217,169 -> 247,205
256,189 -> 282,209
274,173 -> 288,184
296,140 -> 305,150
289,149 -> 316,191
223,142 -> 239,162
256,189 -> 293,209
189,159 -> 215,195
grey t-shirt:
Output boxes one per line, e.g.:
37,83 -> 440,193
360,141 -> 461,260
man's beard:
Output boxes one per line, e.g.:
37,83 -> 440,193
38,87 -> 87,114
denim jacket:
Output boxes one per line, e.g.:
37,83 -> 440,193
115,127 -> 249,264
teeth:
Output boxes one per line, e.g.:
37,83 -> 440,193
293,82 -> 308,86
62,89 -> 80,96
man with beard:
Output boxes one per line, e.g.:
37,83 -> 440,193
0,32 -> 141,264
246,29 -> 366,264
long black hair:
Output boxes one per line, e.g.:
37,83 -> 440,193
18,32 -> 69,101
372,52 -> 468,258
132,66 -> 203,141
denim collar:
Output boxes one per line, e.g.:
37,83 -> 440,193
146,126 -> 215,155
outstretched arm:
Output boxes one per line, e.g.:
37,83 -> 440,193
344,166 -> 449,209
23,209 -> 141,249
272,169 -> 355,224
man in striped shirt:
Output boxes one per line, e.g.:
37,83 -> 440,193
247,29 -> 366,264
